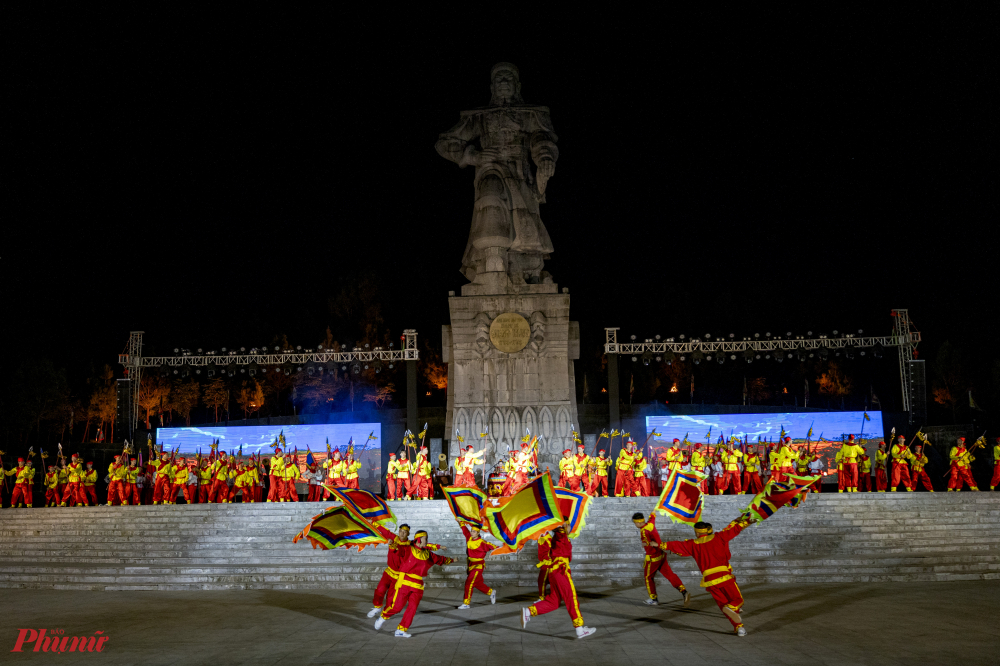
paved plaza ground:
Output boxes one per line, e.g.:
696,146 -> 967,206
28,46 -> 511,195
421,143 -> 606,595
3,581 -> 997,665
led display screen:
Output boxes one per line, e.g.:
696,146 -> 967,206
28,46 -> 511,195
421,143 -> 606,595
154,423 -> 382,493
645,411 -> 885,483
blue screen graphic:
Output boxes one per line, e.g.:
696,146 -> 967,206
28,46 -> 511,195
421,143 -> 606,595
645,411 -> 885,483
154,423 -> 382,493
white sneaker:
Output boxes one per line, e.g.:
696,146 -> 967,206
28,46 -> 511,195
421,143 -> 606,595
490,589 -> 497,605
373,617 -> 385,631
366,606 -> 382,618
643,598 -> 658,606
537,596 -> 545,602
521,607 -> 531,629
576,626 -> 596,639
736,626 -> 747,637
457,604 -> 471,609
394,629 -> 411,638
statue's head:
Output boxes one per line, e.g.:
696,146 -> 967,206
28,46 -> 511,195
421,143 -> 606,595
490,62 -> 523,106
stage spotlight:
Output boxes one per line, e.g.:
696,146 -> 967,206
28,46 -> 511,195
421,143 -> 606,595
691,351 -> 704,365
374,358 -> 383,374
873,343 -> 884,358
654,335 -> 661,340
326,360 -> 337,373
195,369 -> 201,375
765,354 -> 771,360
844,350 -> 854,360
754,333 -> 760,338
159,363 -> 171,378
858,329 -> 863,335
631,356 -> 638,362
282,362 -> 293,376
655,355 -> 662,362
305,360 -> 316,377
296,345 -> 302,351
352,362 -> 361,375
642,349 -> 653,366
174,348 -> 180,354
775,354 -> 783,363
730,354 -> 737,360
716,354 -> 725,364
206,363 -> 217,378
663,349 -> 676,364
221,347 -> 227,353
679,334 -> 685,340
832,330 -> 839,336
678,355 -> 686,362
226,363 -> 236,377
341,365 -> 347,372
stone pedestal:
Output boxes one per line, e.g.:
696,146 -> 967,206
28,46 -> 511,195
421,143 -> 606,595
442,281 -> 580,470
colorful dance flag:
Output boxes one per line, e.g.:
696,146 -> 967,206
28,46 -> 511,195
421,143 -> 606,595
740,473 -> 820,524
553,486 -> 592,539
441,485 -> 488,530
483,474 -> 563,551
654,469 -> 706,525
328,487 -> 396,526
292,504 -> 388,552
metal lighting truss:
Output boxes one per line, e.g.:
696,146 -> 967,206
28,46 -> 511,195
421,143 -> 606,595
604,309 -> 920,410
118,330 -> 420,430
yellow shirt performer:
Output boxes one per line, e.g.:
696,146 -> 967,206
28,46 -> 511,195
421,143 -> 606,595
588,450 -> 611,496
837,435 -> 865,493
267,449 -> 286,502
889,435 -> 915,492
910,444 -> 934,492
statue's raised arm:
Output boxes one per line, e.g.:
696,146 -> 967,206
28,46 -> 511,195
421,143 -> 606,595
435,63 -> 559,292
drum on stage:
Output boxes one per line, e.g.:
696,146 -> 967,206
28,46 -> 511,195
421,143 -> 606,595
487,471 -> 507,496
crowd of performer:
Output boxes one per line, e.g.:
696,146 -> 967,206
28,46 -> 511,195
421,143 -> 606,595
2,435 -> 995,508
438,434 -> 996,500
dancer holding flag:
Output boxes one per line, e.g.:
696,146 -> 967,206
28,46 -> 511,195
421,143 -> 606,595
520,525 -> 597,639
457,522 -> 498,609
365,522 -> 412,619
632,511 -> 690,606
375,530 -> 454,638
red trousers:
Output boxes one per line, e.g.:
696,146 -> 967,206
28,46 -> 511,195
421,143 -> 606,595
45,488 -> 60,506
638,476 -> 652,496
386,478 -> 396,499
197,484 -> 211,503
209,480 -> 229,503
107,480 -> 126,504
858,474 -> 872,492
345,478 -> 359,490
876,468 -> 888,491
643,555 -> 683,600
719,471 -> 741,494
307,484 -> 323,501
589,475 -> 608,497
174,484 -> 193,503
614,472 -> 635,497
948,466 -> 977,490
267,474 -> 281,501
381,583 -> 424,632
992,463 -> 1000,489
84,486 -> 97,505
912,469 -> 933,491
742,472 -> 763,494
283,480 -> 299,500
395,478 -> 411,499
707,578 -> 745,629
529,567 -> 583,627
125,483 -> 141,506
890,462 -> 912,490
61,482 -> 84,506
152,476 -> 171,503
568,475 -> 582,491
841,463 -> 859,489
373,570 -> 399,607
12,483 -> 31,506
463,566 -> 492,604
538,567 -> 549,598
413,475 -> 431,499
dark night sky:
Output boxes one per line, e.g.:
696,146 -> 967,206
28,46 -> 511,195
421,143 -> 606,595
5,9 -> 996,411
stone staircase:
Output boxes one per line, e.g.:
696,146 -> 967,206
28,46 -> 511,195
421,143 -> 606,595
0,493 -> 997,591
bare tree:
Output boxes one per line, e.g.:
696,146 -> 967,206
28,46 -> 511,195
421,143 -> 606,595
203,377 -> 229,423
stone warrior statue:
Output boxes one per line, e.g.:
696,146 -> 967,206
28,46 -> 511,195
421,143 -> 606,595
436,63 -> 558,291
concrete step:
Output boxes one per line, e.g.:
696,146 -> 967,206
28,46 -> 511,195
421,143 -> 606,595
0,494 -> 997,589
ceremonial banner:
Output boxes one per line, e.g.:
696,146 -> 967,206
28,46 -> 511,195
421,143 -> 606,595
441,485 -> 489,530
328,487 -> 396,527
740,473 -> 820,524
483,474 -> 562,551
654,469 -> 706,525
554,486 -> 592,539
292,504 -> 388,552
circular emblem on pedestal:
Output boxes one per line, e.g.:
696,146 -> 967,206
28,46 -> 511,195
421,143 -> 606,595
489,312 -> 531,353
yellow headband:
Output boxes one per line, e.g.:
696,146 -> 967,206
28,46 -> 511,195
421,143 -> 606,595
413,530 -> 428,539
632,518 -> 645,524
694,527 -> 713,535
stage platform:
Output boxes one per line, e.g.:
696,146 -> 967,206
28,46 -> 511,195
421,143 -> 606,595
0,493 -> 997,591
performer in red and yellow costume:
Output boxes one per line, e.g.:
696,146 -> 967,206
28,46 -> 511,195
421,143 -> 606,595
558,449 -> 574,488
587,450 -> 610,497
374,530 -> 453,638
837,435 -> 865,493
742,448 -> 763,494
614,441 -> 636,497
520,526 -> 597,639
889,435 -> 914,492
947,438 -> 978,491
991,438 -> 1000,491
572,443 -> 590,492
366,523 -> 411,618
663,519 -> 750,636
910,444 -> 934,492
874,442 -> 889,492
457,523 -> 497,609
535,531 -> 552,600
633,512 -> 689,606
